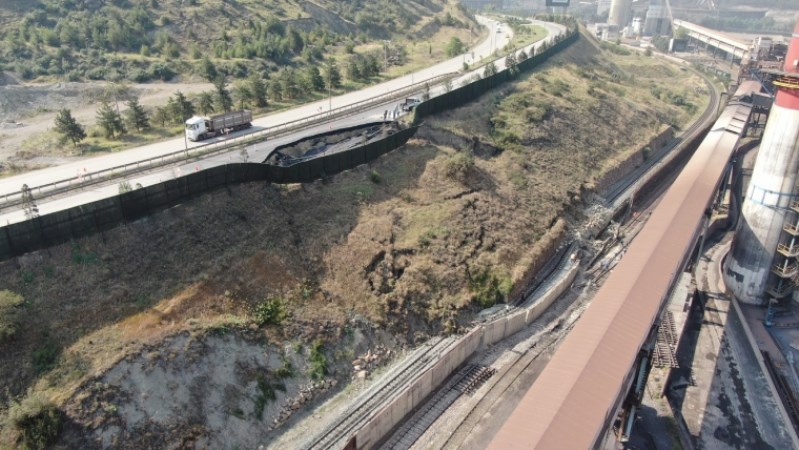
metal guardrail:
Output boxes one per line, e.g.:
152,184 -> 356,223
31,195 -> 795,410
0,72 -> 456,211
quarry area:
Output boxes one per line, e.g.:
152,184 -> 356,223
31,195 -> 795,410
0,33 -> 711,448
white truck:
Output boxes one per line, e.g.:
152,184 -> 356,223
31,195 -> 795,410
185,110 -> 253,141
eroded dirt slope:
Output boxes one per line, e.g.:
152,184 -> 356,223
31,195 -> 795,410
0,34 -> 709,449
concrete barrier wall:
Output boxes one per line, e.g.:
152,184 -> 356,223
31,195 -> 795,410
527,263 -> 580,324
347,28 -> 585,450
506,311 -> 527,338
355,384 -> 411,449
594,127 -> 675,194
353,263 -> 580,448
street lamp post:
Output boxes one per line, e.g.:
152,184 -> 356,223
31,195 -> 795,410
383,40 -> 391,72
183,125 -> 189,160
327,63 -> 332,119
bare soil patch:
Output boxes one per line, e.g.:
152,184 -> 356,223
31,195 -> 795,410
0,79 -> 212,173
0,34 -> 709,449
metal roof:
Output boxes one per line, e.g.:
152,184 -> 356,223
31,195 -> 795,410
673,19 -> 750,52
487,102 -> 752,450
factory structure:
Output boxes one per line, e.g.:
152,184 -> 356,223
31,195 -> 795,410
725,22 -> 799,312
595,0 -> 672,39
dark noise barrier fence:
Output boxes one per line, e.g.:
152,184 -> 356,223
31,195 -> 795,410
412,28 -> 579,123
0,126 -> 418,260
0,26 -> 579,261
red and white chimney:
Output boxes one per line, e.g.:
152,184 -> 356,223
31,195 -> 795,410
725,19 -> 799,305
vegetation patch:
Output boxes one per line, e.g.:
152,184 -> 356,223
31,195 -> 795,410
444,151 -> 475,183
308,339 -> 328,381
7,393 -> 62,450
32,338 -> 61,375
253,297 -> 287,327
0,28 -> 710,449
253,373 -> 287,420
0,290 -> 24,343
468,268 -> 512,309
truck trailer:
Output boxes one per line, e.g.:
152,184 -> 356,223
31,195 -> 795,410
185,110 -> 253,141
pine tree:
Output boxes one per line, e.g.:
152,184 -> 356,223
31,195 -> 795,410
214,77 -> 233,112
280,69 -> 299,100
346,57 -> 362,82
153,106 -> 169,127
324,59 -> 341,90
234,83 -> 252,110
199,56 -> 217,81
484,61 -> 498,78
96,101 -> 126,139
268,81 -> 283,102
54,108 -> 86,146
125,97 -> 149,131
198,92 -> 215,115
306,66 -> 324,92
506,52 -> 518,77
172,91 -> 195,122
248,76 -> 268,108
166,97 -> 180,124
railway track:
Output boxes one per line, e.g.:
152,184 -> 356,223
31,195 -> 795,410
512,242 -> 574,308
301,336 -> 457,450
393,86 -> 724,447
435,289 -> 590,450
381,364 -> 497,450
299,58 -> 724,450
605,72 -> 722,207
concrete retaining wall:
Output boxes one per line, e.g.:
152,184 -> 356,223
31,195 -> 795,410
595,127 -> 675,193
353,263 -> 580,449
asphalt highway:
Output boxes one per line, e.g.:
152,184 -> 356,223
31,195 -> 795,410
0,17 -> 566,225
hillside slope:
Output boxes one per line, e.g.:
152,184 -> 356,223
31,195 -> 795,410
0,0 -> 472,82
0,34 -> 710,449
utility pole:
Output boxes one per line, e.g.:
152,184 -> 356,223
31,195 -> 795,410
183,125 -> 189,160
383,40 -> 391,72
327,63 -> 332,119
411,42 -> 414,85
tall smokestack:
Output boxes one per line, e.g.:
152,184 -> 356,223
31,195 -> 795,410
725,19 -> 799,305
609,0 -> 632,27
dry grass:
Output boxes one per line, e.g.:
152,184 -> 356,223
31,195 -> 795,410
0,32 -> 711,448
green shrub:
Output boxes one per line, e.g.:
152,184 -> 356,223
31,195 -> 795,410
253,298 -> 286,326
70,243 -> 98,265
309,339 -> 328,380
32,340 -> 60,375
444,152 -> 475,182
469,268 -> 512,308
8,393 -> 62,450
253,373 -> 286,419
0,290 -> 24,343
275,355 -> 295,379
543,79 -> 569,97
369,170 -> 382,184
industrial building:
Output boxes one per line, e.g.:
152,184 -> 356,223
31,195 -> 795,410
608,0 -> 632,27
643,0 -> 671,36
597,0 -> 612,16
725,20 -> 799,308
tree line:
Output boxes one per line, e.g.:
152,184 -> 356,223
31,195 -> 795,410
52,60 -> 347,147
0,0 -> 467,82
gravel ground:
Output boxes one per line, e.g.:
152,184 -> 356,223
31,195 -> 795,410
0,74 -> 212,165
